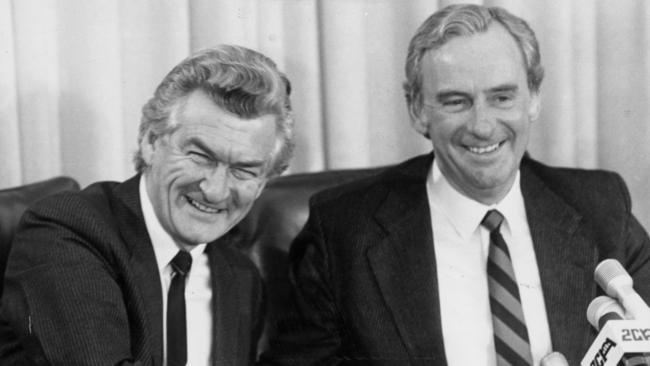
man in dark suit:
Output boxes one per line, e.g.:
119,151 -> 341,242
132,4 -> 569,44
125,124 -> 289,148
260,4 -> 650,365
0,45 -> 294,365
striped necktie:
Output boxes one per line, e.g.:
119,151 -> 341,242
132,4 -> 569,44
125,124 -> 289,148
482,210 -> 533,366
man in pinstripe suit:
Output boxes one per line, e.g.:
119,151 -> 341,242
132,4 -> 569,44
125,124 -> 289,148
261,4 -> 650,365
0,45 -> 294,366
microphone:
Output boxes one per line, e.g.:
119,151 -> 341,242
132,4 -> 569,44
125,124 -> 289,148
587,295 -> 626,330
595,259 -> 650,321
581,299 -> 650,366
541,352 -> 569,366
581,261 -> 650,366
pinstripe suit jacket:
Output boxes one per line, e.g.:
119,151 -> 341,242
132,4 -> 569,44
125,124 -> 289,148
0,175 -> 264,366
261,153 -> 650,366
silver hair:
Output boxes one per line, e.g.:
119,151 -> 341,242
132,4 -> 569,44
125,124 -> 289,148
404,4 -> 544,122
134,44 -> 294,177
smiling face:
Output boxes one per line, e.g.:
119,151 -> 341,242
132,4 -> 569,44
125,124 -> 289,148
413,23 -> 540,204
140,89 -> 278,246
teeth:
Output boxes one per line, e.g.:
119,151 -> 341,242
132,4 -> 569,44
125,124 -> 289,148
468,142 -> 500,154
187,197 -> 222,214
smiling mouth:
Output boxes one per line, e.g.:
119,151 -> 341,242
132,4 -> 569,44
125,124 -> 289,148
465,141 -> 504,155
186,196 -> 224,214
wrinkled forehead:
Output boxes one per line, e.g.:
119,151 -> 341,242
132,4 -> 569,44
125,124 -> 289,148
168,90 -> 276,149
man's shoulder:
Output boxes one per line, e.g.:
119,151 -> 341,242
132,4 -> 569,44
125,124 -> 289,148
522,156 -> 631,212
15,175 -> 142,249
27,176 -> 137,222
523,156 -> 620,181
8,176 -> 142,284
308,153 -> 432,213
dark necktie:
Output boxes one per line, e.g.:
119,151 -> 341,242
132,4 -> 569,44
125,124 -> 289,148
168,250 -> 192,366
482,210 -> 533,366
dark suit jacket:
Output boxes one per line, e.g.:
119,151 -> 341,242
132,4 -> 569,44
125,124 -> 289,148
261,153 -> 650,365
0,175 -> 264,366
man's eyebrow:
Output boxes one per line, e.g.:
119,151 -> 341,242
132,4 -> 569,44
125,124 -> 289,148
184,137 -> 214,156
185,137 -> 267,167
488,84 -> 519,93
234,160 -> 267,168
434,84 -> 520,101
435,90 -> 470,101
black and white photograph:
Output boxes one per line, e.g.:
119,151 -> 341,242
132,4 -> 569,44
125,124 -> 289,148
2,0 -> 650,365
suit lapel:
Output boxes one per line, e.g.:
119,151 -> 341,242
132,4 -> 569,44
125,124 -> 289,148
366,154 -> 447,364
113,176 -> 247,365
364,154 -> 598,363
205,235 -> 241,365
521,162 -> 597,360
113,175 -> 164,365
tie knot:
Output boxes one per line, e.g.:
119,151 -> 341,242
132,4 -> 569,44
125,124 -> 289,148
170,250 -> 192,276
481,209 -> 504,232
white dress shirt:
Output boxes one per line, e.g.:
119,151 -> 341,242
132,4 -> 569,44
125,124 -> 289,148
140,176 -> 213,366
427,161 -> 552,365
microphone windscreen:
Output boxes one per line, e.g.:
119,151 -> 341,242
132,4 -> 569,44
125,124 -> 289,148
594,258 -> 650,321
587,296 -> 625,330
595,259 -> 632,297
540,352 -> 569,366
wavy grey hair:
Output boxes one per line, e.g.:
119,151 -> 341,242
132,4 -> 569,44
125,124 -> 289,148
404,4 -> 544,122
134,44 -> 294,177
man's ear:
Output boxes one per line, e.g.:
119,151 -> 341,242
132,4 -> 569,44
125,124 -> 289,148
409,104 -> 430,136
528,91 -> 542,122
140,130 -> 156,166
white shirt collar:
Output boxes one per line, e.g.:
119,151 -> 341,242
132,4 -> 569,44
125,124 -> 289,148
428,159 -> 526,240
139,175 -> 207,274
